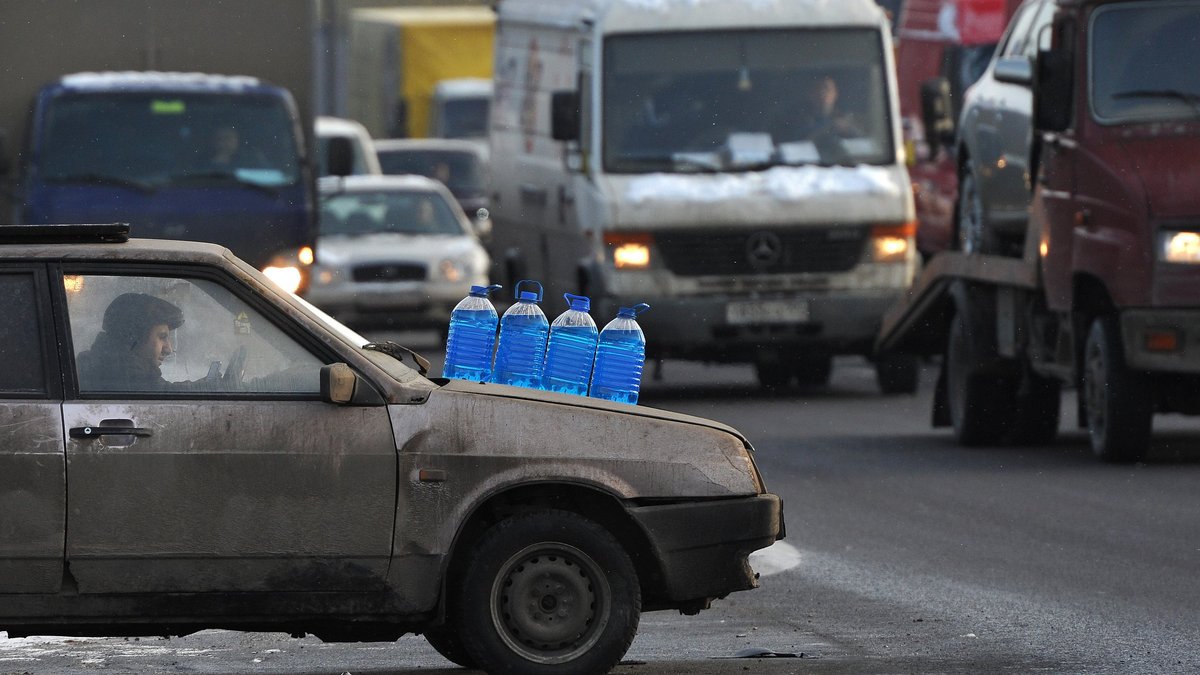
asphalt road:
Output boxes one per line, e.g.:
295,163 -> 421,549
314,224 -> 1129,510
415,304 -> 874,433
3,347 -> 1198,674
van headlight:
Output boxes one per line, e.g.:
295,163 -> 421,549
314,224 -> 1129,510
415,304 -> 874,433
605,232 -> 653,269
1159,230 -> 1200,263
870,223 -> 915,263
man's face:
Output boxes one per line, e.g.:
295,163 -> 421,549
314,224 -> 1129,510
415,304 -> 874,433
136,323 -> 174,367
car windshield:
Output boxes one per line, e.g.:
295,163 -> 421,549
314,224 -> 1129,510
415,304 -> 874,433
320,190 -> 465,237
439,98 -> 490,139
603,28 -> 894,172
1091,1 -> 1200,123
376,149 -> 485,198
39,92 -> 301,188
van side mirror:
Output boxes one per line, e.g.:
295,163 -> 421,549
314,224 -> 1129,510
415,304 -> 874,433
993,56 -> 1033,86
320,363 -> 384,405
550,91 -> 580,142
1034,49 -> 1073,132
326,137 -> 356,177
919,77 -> 956,150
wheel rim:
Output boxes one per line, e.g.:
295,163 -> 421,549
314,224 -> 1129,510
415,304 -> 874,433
490,542 -> 610,665
1084,332 -> 1108,444
957,172 -> 983,253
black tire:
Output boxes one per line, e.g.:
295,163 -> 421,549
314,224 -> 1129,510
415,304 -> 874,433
451,510 -> 641,675
1083,315 -> 1153,462
423,625 -> 477,669
945,285 -> 1017,444
792,353 -> 833,387
876,353 -> 920,394
955,168 -> 999,255
755,359 -> 791,389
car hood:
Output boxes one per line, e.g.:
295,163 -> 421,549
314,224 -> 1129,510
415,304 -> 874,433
316,233 -> 479,267
1114,132 -> 1200,219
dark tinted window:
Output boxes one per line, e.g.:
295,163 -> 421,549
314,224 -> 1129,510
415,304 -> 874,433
1091,1 -> 1200,122
0,273 -> 48,395
376,149 -> 485,197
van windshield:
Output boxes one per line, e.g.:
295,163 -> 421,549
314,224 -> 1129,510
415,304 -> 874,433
1091,1 -> 1200,123
603,28 -> 894,173
39,92 -> 301,189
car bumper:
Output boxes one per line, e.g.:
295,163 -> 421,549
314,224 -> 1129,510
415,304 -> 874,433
305,283 -> 465,329
627,493 -> 783,608
1121,308 -> 1200,374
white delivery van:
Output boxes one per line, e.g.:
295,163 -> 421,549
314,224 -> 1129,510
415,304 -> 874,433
490,0 -> 919,392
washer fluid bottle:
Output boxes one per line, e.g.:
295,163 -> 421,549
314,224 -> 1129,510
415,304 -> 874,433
589,303 -> 651,405
491,280 -> 549,389
542,293 -> 599,396
441,284 -> 501,382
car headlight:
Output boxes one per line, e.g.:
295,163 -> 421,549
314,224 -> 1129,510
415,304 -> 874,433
439,256 -> 474,282
870,223 -> 915,263
262,245 -> 314,295
605,232 -> 653,269
1159,230 -> 1200,264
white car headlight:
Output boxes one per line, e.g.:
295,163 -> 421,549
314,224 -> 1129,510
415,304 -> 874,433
1160,230 -> 1200,263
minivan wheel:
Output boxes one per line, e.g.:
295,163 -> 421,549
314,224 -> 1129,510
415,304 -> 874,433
453,510 -> 641,674
1083,315 -> 1152,462
945,288 -> 1015,444
956,169 -> 995,254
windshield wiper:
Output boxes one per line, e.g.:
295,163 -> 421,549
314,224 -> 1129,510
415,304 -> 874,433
45,173 -> 156,193
1112,89 -> 1200,116
363,340 -> 430,375
170,171 -> 281,195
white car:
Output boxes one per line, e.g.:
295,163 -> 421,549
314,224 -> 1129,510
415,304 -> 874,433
306,174 -> 490,329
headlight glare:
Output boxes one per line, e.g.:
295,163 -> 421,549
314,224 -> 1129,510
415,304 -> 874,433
1160,231 -> 1200,263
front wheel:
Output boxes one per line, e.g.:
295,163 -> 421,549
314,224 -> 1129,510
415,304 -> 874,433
1083,315 -> 1153,462
451,510 -> 641,674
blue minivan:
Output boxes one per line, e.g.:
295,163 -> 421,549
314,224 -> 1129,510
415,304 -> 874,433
14,72 -> 316,293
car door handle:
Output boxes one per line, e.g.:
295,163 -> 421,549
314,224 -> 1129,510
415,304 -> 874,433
70,426 -> 153,439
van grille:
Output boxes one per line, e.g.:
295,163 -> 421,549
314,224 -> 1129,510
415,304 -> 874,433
352,263 -> 427,282
655,228 -> 867,276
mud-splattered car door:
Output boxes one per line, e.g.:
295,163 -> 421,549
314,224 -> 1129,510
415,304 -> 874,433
56,269 -> 397,595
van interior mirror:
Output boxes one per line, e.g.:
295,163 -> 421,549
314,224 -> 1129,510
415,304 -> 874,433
1034,49 -> 1073,133
550,91 -> 581,142
320,363 -> 384,405
325,137 -> 355,177
919,77 -> 955,150
993,56 -> 1033,86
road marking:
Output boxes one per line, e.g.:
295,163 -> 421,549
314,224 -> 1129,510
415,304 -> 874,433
749,540 -> 802,576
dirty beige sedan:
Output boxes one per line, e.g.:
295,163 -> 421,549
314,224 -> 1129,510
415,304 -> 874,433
0,224 -> 783,674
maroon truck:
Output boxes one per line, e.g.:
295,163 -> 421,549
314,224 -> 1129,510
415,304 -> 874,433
878,0 -> 1200,462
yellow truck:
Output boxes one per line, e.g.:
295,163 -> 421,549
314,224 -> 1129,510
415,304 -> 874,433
348,6 -> 494,140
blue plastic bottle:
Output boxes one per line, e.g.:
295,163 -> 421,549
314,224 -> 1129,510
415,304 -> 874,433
589,303 -> 651,405
441,284 -> 502,381
542,293 -> 599,396
492,280 -> 549,389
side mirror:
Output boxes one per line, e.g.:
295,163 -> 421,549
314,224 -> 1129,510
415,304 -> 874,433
1034,49 -> 1073,132
919,77 -> 956,151
993,56 -> 1033,86
325,137 -> 356,177
550,91 -> 580,142
320,363 -> 384,405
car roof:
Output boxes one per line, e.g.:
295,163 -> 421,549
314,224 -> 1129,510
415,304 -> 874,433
317,174 -> 453,195
373,137 -> 488,156
0,224 -> 245,266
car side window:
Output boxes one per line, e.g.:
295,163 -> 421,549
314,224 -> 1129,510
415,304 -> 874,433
66,274 -> 323,395
0,272 -> 49,396
1022,2 -> 1057,60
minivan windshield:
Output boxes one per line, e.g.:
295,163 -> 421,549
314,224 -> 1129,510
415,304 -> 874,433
1091,1 -> 1200,123
603,28 -> 894,173
39,92 -> 301,188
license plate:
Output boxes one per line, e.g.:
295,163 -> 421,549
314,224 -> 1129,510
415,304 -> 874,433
726,299 -> 810,325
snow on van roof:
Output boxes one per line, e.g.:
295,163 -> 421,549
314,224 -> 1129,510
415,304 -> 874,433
59,71 -> 262,91
500,0 -> 884,30
625,165 -> 902,204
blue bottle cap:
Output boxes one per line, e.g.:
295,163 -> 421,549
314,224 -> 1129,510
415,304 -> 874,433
565,293 -> 591,312
617,303 -> 650,318
519,290 -> 539,302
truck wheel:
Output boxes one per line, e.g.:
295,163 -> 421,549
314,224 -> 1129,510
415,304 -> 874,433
956,169 -> 998,254
945,286 -> 1015,444
876,353 -> 920,394
422,625 -> 476,669
792,353 -> 833,387
1083,315 -> 1153,462
1007,370 -> 1061,445
452,510 -> 641,674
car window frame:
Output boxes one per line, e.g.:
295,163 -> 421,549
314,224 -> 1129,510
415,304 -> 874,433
0,262 -> 63,400
51,261 -> 350,401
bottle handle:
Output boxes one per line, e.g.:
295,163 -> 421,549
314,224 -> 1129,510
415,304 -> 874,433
631,303 -> 650,316
484,284 -> 503,296
515,279 -> 543,302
